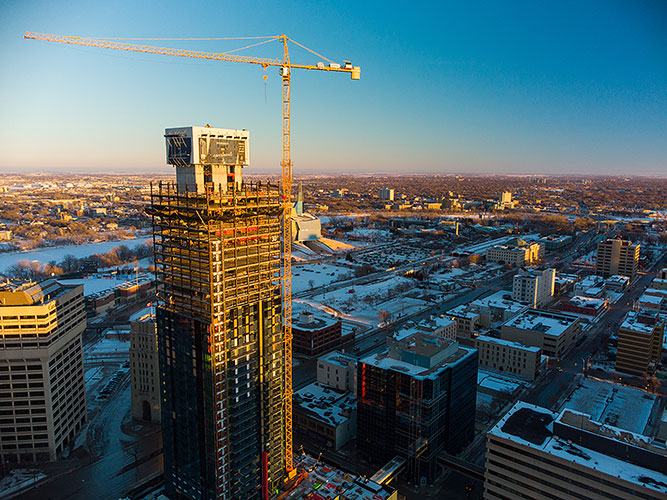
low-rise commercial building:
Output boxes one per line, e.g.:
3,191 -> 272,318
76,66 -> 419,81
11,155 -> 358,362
293,382 -> 356,451
317,350 -> 357,395
560,295 -> 608,317
475,336 -> 542,379
447,305 -> 481,338
0,280 -> 87,463
606,274 -> 630,291
616,310 -> 664,377
501,309 -> 581,357
538,234 -> 572,250
486,238 -> 543,266
485,401 -> 667,500
130,314 -> 160,423
469,291 -> 526,329
292,310 -> 352,357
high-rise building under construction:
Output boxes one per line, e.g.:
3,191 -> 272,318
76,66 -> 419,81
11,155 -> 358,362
150,126 -> 285,500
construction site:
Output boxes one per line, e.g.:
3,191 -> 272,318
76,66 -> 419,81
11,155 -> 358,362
20,32 -> 408,500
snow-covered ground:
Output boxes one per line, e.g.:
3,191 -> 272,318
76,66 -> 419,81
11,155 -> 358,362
0,236 -> 151,274
562,378 -> 658,434
300,275 -> 427,325
59,276 -> 126,296
0,469 -> 46,497
292,263 -> 351,293
85,335 -> 130,362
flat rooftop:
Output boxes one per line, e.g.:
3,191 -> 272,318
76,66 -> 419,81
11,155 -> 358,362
0,279 -> 79,307
476,335 -> 540,352
317,350 -> 355,369
621,310 -> 662,334
470,290 -> 526,313
448,304 -> 480,319
503,309 -> 579,337
361,332 -> 475,379
293,382 -> 355,428
490,401 -> 667,495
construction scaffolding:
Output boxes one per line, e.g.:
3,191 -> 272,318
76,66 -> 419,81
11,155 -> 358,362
150,179 -> 286,499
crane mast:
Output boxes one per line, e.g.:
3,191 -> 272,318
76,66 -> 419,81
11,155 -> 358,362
24,31 -> 359,477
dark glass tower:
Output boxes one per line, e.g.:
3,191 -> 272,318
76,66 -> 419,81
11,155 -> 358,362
151,127 -> 285,499
357,332 -> 477,484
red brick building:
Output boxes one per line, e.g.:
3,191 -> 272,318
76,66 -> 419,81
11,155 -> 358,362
292,311 -> 352,356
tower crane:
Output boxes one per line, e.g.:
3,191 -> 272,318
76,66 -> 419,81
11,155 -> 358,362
24,31 -> 360,476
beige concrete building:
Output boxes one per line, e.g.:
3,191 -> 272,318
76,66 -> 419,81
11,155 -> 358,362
475,336 -> 542,379
615,310 -> 664,377
500,309 -> 581,357
130,314 -> 160,423
512,268 -> 555,308
486,238 -> 543,267
485,402 -> 667,500
0,280 -> 87,463
595,238 -> 640,279
317,350 -> 357,395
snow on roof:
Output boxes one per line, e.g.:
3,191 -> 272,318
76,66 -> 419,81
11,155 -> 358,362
607,274 -> 630,283
470,290 -> 526,313
476,335 -> 541,352
490,402 -> 667,494
361,333 -> 475,379
318,350 -> 355,369
638,293 -> 664,305
448,304 -> 481,319
567,295 -> 606,308
621,310 -> 661,334
503,309 -> 579,337
293,382 -> 355,428
563,377 -> 656,435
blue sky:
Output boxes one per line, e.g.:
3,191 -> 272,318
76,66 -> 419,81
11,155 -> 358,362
0,0 -> 665,175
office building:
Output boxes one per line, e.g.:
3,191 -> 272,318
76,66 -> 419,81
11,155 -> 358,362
595,239 -> 640,279
130,314 -> 160,423
615,310 -> 664,377
475,336 -> 542,380
485,401 -> 667,500
379,188 -> 395,201
0,280 -> 87,463
152,126 -> 285,499
501,309 -> 581,357
512,268 -> 555,308
357,332 -> 477,484
486,238 -> 543,266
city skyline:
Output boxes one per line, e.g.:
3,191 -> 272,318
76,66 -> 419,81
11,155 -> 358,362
1,0 -> 665,176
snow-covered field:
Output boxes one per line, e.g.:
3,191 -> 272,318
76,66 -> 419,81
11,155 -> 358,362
563,378 -> 658,434
0,236 -> 151,273
292,263 -> 351,293
300,275 -> 427,324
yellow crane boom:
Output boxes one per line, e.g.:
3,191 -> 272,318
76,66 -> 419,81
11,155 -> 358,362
24,31 -> 360,476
